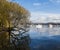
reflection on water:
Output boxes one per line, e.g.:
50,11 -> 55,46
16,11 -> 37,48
28,25 -> 60,50
29,26 -> 60,38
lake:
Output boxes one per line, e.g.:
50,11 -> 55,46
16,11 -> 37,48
28,25 -> 60,50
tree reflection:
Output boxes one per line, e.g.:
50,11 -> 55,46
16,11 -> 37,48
10,27 -> 31,50
0,27 -> 31,50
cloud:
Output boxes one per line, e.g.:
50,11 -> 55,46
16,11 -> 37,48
49,0 -> 60,4
30,11 -> 60,23
33,3 -> 41,6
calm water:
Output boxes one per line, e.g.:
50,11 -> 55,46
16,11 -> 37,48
28,26 -> 60,50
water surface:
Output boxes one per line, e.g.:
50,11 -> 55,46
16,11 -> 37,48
28,26 -> 60,50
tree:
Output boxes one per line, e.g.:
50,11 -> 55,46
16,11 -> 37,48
0,0 -> 30,50
0,0 -> 30,28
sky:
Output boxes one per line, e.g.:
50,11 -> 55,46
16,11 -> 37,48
10,0 -> 60,23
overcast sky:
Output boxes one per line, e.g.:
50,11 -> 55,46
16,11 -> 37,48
11,0 -> 60,23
